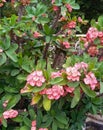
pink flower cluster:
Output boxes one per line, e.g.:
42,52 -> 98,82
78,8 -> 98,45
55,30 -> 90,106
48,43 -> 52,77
86,27 -> 98,42
84,72 -> 97,90
65,4 -> 72,12
67,21 -> 76,29
27,71 -> 45,87
74,62 -> 88,71
66,67 -> 81,81
62,41 -> 70,49
3,109 -> 18,119
46,85 -> 64,100
51,71 -> 61,78
31,120 -> 48,130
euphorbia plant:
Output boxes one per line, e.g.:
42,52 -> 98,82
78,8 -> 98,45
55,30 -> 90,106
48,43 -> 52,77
0,0 -> 103,130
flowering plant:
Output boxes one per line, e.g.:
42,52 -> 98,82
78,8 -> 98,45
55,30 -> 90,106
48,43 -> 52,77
0,0 -> 103,130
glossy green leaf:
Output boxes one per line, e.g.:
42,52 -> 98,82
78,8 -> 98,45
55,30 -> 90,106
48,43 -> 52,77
50,77 -> 64,85
0,53 -> 6,66
71,87 -> 80,108
33,83 -> 46,93
43,96 -> 51,111
98,15 -> 103,27
80,83 -> 96,98
12,115 -> 23,123
20,126 -> 30,130
23,117 -> 31,127
5,44 -> 18,62
6,94 -> 21,109
2,118 -> 7,127
67,81 -> 79,88
55,112 -> 68,125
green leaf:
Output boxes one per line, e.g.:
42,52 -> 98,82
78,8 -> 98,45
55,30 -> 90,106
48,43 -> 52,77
5,44 -> 18,62
43,96 -> 51,111
10,15 -> 17,25
29,109 -> 36,120
6,94 -> 21,109
98,15 -> 103,27
61,6 -> 67,17
11,69 -> 20,76
52,121 -> 58,130
0,53 -> 6,66
80,83 -> 96,98
71,3 -> 80,10
55,112 -> 68,125
41,117 -> 53,127
50,77 -> 64,85
23,117 -> 31,127
33,83 -> 46,93
63,57 -> 72,68
100,81 -> 103,94
4,86 -> 19,93
20,126 -> 30,130
71,87 -> 80,108
17,74 -> 27,82
0,35 -> 10,50
12,115 -> 23,123
44,24 -> 52,35
55,119 -> 65,129
31,94 -> 41,105
67,81 -> 79,88
36,59 -> 46,70
2,118 -> 7,127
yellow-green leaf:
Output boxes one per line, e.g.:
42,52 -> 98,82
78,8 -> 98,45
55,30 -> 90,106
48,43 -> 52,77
31,94 -> 41,105
43,96 -> 51,111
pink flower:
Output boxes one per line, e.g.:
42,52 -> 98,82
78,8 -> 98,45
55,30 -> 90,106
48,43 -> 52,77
66,67 -> 81,81
62,41 -> 70,49
86,27 -> 98,42
84,72 -> 97,90
51,71 -> 61,78
64,86 -> 74,93
3,109 -> 18,119
68,21 -> 76,29
39,128 -> 48,130
31,120 -> 36,130
52,0 -> 55,4
33,31 -> 42,38
27,71 -> 45,87
31,127 -> 36,130
84,42 -> 89,48
98,32 -> 103,38
78,17 -> 83,23
65,4 -> 72,12
53,5 -> 59,11
0,48 -> 3,53
46,85 -> 64,100
74,62 -> 88,71
3,100 -> 9,107
32,120 -> 36,127
39,88 -> 47,95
